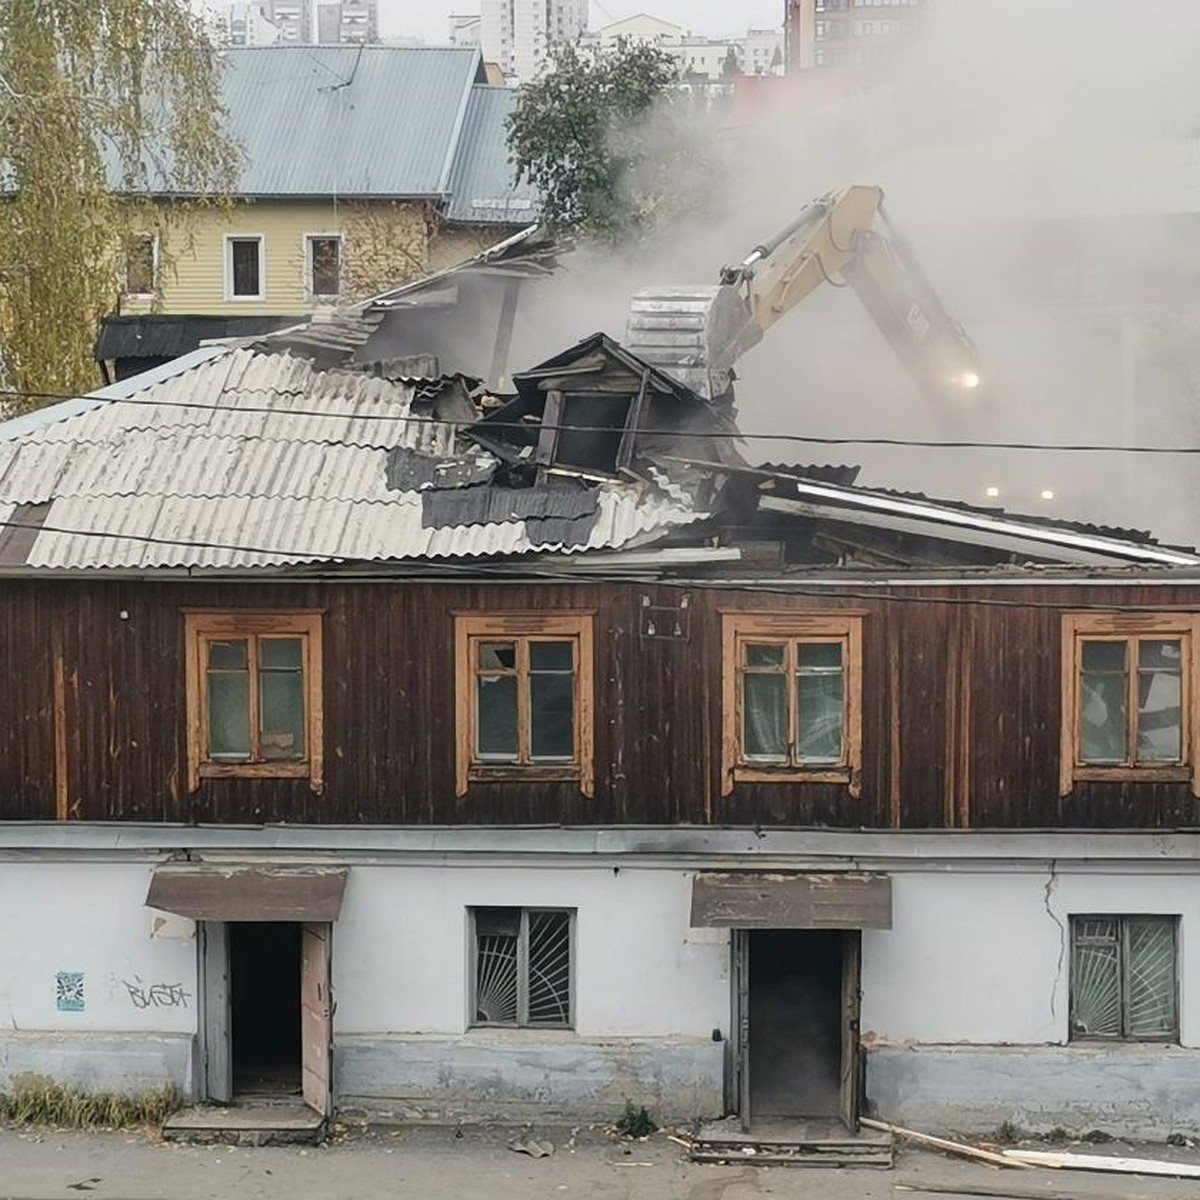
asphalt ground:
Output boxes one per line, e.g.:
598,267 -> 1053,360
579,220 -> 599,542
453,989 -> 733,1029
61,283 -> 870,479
3,1123 -> 1200,1200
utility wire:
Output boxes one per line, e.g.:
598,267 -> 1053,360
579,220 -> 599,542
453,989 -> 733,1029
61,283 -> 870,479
3,384 -> 1200,456
0,513 -> 1196,615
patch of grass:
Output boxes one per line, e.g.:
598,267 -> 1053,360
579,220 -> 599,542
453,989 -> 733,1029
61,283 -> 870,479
995,1120 -> 1019,1144
0,1074 -> 179,1130
1166,1132 -> 1192,1147
1039,1126 -> 1070,1144
614,1101 -> 657,1138
1081,1128 -> 1114,1144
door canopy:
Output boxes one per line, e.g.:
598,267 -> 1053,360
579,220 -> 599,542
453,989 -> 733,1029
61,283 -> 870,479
690,872 -> 891,929
146,865 -> 348,922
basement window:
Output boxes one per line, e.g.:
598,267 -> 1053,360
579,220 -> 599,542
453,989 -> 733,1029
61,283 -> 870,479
184,611 -> 323,792
1070,915 -> 1178,1042
721,612 -> 863,796
471,907 -> 573,1029
454,613 -> 594,797
1060,613 -> 1199,795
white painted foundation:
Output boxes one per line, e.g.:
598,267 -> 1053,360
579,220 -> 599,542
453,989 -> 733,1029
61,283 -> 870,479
3,832 -> 1200,1133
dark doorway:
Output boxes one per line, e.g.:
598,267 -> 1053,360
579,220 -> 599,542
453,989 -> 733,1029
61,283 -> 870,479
229,922 -> 302,1095
748,929 -> 843,1119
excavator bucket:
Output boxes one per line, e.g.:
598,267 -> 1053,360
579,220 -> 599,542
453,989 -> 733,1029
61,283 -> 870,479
625,284 -> 762,401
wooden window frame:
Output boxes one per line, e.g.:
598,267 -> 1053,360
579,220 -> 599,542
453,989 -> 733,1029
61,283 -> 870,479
454,612 -> 594,797
184,610 -> 323,793
1060,612 -> 1200,796
721,611 -> 864,797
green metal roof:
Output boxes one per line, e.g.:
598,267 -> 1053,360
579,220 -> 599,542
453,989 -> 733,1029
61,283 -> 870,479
445,85 -> 541,224
218,45 -> 484,198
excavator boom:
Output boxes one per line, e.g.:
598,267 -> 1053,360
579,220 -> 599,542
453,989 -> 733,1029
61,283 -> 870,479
625,184 -> 982,404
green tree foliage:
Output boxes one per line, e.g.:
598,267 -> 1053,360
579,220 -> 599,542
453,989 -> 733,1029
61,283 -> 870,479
0,0 -> 239,405
506,38 -> 684,239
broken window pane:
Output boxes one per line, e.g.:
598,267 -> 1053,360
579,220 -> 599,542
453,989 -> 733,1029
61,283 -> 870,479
309,236 -> 341,298
1136,639 -> 1182,764
797,642 -> 844,762
477,674 -> 518,760
259,637 -> 305,761
124,234 -> 155,295
1080,640 -> 1128,763
743,673 -> 787,760
478,641 -> 516,671
530,640 -> 574,760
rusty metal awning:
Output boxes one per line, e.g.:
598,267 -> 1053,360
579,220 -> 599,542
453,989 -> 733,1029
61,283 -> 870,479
690,872 -> 891,930
146,866 -> 348,922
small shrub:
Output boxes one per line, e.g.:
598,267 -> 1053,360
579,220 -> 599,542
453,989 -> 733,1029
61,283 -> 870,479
0,1074 -> 179,1129
1082,1128 -> 1114,1144
1167,1132 -> 1191,1147
1040,1126 -> 1070,1144
614,1100 -> 657,1138
995,1120 -> 1019,1143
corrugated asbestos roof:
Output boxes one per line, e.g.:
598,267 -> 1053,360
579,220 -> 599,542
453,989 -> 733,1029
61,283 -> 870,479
208,45 -> 483,198
0,347 -> 707,572
444,86 -> 540,224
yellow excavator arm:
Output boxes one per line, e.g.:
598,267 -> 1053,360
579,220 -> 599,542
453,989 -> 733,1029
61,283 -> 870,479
626,184 -> 983,404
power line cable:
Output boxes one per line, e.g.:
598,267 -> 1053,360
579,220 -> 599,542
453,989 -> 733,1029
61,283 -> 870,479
4,383 -> 1200,456
0,513 -> 1196,615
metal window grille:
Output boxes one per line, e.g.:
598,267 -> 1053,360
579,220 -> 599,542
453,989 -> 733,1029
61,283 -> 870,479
1070,915 -> 1178,1041
472,907 -> 572,1028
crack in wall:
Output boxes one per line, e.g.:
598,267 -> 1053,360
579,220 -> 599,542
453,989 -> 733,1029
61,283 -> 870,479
1043,858 -> 1066,1027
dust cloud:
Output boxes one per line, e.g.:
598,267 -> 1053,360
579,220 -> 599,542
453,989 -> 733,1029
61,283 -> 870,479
505,0 -> 1200,546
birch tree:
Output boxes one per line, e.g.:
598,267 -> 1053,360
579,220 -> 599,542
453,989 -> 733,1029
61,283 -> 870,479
0,0 -> 238,404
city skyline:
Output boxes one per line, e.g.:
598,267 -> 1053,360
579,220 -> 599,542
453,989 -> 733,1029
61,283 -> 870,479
382,0 -> 784,43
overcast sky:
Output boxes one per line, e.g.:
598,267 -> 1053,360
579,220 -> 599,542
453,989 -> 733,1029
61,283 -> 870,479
385,1 -> 784,43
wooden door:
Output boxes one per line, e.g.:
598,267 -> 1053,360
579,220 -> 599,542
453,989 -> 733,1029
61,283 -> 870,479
840,930 -> 862,1131
202,922 -> 232,1104
733,929 -> 751,1130
300,922 -> 333,1116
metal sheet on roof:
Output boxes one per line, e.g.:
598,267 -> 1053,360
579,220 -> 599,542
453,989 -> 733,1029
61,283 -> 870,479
0,346 -> 706,571
183,46 -> 482,198
445,85 -> 540,224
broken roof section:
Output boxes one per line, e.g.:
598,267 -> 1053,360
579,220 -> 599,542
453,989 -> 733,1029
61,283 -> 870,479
0,332 -> 725,573
0,272 -> 1196,575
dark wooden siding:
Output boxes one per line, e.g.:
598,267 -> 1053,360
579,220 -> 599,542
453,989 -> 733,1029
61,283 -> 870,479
3,577 -> 1200,829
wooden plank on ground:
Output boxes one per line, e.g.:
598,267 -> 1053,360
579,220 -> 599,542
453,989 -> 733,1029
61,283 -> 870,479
1002,1148 -> 1200,1178
860,1118 -> 1034,1170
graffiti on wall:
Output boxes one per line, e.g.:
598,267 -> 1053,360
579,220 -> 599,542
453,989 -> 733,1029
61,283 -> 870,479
121,976 -> 190,1010
55,971 -> 85,1012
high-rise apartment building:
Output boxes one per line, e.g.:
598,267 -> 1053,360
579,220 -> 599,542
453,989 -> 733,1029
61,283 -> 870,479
481,0 -> 588,81
264,0 -> 312,43
219,2 -> 283,45
448,13 -> 482,49
785,0 -> 925,71
339,0 -> 378,43
316,2 -> 341,43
